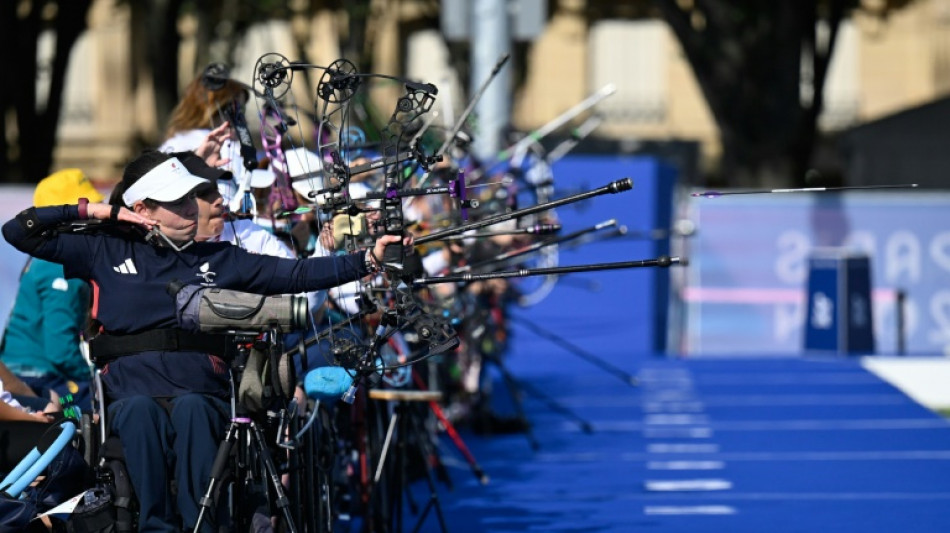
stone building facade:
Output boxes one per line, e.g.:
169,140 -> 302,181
50,0 -> 950,182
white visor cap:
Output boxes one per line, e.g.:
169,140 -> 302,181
122,157 -> 208,206
348,181 -> 381,208
347,182 -> 371,200
249,168 -> 277,188
287,148 -> 326,198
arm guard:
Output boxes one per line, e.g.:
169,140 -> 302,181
11,207 -> 48,255
3,205 -> 82,257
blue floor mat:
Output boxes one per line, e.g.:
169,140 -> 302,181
415,353 -> 950,533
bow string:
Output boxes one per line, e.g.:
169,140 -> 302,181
247,53 -> 468,394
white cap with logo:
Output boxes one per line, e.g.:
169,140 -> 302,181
122,157 -> 208,206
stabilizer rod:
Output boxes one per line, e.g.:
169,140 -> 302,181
412,255 -> 683,286
414,177 -> 633,245
456,219 -> 617,274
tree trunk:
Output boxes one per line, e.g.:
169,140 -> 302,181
145,0 -> 185,142
654,0 -> 842,188
12,3 -> 41,183
27,0 -> 95,183
0,1 -> 18,180
1,1 -> 92,183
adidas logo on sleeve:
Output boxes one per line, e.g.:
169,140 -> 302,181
113,258 -> 138,275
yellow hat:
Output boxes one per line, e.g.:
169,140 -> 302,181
33,168 -> 104,207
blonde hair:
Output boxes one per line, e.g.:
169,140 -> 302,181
164,76 -> 248,138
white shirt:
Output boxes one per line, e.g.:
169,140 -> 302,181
328,280 -> 363,315
220,219 -> 295,259
0,381 -> 25,411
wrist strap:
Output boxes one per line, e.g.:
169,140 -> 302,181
77,198 -> 89,220
366,249 -> 381,273
110,204 -> 121,220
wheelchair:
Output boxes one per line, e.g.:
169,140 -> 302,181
80,332 -> 347,533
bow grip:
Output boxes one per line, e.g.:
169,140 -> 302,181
382,240 -> 403,266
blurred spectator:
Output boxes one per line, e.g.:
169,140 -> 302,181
0,169 -> 102,412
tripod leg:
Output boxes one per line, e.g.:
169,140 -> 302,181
404,403 -> 449,533
487,358 -> 541,450
301,415 -> 317,532
370,407 -> 409,532
509,314 -> 639,386
395,404 -> 406,532
285,411 -> 303,529
491,354 -> 594,438
248,422 -> 299,533
374,412 -> 399,484
363,394 -> 392,532
306,404 -> 334,533
411,371 -> 488,485
317,407 -> 338,533
194,421 -> 240,531
400,414 -> 421,515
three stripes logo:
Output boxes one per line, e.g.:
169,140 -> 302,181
113,258 -> 138,275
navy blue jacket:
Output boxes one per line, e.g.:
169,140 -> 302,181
3,205 -> 371,399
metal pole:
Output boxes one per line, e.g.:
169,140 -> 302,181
471,0 -> 511,161
896,289 -> 906,355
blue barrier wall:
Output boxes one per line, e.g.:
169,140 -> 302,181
683,192 -> 950,355
506,155 -> 677,359
0,188 -> 35,329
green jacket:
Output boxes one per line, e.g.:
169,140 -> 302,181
0,258 -> 91,381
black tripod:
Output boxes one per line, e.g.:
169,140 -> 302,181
194,415 -> 299,532
194,332 -> 300,532
369,389 -> 450,533
481,351 -> 593,451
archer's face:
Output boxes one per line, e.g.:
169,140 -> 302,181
136,192 -> 199,243
195,182 -> 225,241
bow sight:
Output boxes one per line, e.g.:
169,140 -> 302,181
239,52 -> 684,402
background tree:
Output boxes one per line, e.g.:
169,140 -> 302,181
129,0 -> 185,147
130,0 -> 369,147
0,0 -> 93,183
647,0 -> 914,188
